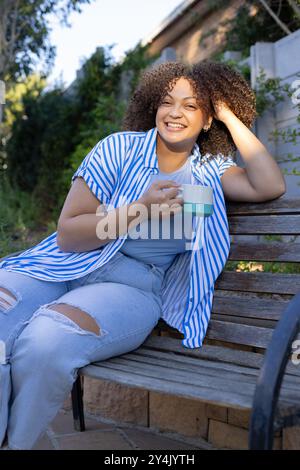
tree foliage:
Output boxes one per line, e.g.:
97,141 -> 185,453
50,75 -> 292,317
204,0 -> 300,59
4,42 -> 154,221
6,85 -> 75,196
222,0 -> 300,57
0,0 -> 92,81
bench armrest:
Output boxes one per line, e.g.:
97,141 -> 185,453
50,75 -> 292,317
249,292 -> 300,450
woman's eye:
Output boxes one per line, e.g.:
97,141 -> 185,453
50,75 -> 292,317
160,101 -> 197,108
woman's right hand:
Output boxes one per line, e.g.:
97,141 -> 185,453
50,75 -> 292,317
139,180 -> 184,219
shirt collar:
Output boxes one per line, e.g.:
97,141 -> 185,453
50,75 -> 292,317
142,127 -> 202,169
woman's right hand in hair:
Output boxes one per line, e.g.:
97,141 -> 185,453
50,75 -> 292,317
139,180 -> 184,219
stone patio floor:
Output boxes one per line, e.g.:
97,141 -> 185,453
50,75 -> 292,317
32,408 -> 217,450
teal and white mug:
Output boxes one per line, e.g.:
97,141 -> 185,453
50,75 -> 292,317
177,184 -> 214,216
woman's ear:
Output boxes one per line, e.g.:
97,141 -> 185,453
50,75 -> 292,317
203,115 -> 213,132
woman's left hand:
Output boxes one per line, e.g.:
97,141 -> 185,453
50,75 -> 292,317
212,101 -> 235,124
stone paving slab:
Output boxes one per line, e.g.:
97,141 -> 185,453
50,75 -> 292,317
120,428 -> 203,450
32,409 -> 216,450
55,430 -> 134,450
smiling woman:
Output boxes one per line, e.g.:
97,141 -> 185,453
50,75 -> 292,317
155,77 -> 212,173
123,60 -> 286,201
123,60 -> 253,159
0,59 -> 286,451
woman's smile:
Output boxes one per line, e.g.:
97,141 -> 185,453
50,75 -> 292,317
164,122 -> 187,132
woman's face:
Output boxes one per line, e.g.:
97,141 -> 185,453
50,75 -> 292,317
155,77 -> 209,151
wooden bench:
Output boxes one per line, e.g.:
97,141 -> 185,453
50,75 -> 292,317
1,182 -> 300,449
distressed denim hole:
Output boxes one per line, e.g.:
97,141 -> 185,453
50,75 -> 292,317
47,303 -> 101,336
0,286 -> 19,312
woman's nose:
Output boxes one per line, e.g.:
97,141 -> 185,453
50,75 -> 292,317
169,106 -> 183,118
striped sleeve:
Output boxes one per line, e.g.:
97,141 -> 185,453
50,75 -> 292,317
217,154 -> 238,178
71,134 -> 119,204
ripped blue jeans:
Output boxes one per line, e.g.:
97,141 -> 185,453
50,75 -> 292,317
0,251 -> 164,450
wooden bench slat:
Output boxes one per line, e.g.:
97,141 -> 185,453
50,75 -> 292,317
134,347 -> 300,386
104,356 -> 259,390
113,353 -> 260,386
211,314 -> 276,329
125,348 -> 262,377
215,272 -> 300,295
212,292 -> 290,321
114,350 -> 300,392
228,215 -> 300,234
206,320 -> 273,348
82,358 -> 300,406
142,336 -> 300,378
206,320 -> 300,349
227,194 -> 300,215
80,363 -> 254,409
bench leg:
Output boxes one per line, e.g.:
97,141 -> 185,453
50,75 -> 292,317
71,375 -> 85,432
249,410 -> 274,449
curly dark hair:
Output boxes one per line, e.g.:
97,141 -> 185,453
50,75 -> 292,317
122,60 -> 257,158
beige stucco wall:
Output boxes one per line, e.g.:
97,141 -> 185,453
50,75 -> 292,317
148,0 -> 248,64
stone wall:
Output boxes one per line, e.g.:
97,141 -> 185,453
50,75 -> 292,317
77,376 -> 299,449
147,0 -> 246,64
171,0 -> 246,64
249,29 -> 300,175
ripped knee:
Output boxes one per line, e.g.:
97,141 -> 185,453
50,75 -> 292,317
47,303 -> 101,336
0,287 -> 18,312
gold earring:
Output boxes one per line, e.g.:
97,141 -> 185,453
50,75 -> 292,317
203,126 -> 210,132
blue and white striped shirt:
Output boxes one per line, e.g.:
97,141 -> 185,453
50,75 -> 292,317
0,127 -> 237,349
119,154 -> 194,270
